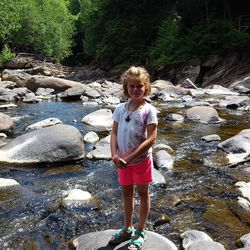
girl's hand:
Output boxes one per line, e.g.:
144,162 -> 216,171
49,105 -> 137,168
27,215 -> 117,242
112,156 -> 127,169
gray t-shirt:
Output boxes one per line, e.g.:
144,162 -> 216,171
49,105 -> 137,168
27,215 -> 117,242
112,100 -> 158,164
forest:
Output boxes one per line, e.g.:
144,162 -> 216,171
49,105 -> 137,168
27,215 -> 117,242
0,0 -> 249,69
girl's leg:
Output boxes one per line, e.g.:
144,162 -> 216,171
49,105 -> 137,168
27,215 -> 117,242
122,184 -> 134,229
136,184 -> 150,231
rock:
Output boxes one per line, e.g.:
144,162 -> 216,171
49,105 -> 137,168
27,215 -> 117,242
239,233 -> 250,247
26,118 -> 63,131
201,134 -> 221,142
59,85 -> 87,100
205,85 -> 239,95
153,143 -> 174,154
2,69 -> 32,86
165,113 -> 184,122
0,80 -> 18,89
0,87 -> 19,101
185,106 -> 223,124
61,189 -> 92,208
82,109 -> 113,129
0,104 -> 17,109
72,230 -> 178,250
0,178 -> 20,188
218,129 -> 250,165
0,124 -> 84,164
22,92 -> 39,103
181,230 -> 213,249
35,87 -> 55,96
0,112 -> 14,134
235,182 -> 250,201
154,150 -> 174,169
26,75 -> 83,92
152,168 -> 166,184
181,230 -> 225,250
218,96 -> 249,109
149,209 -> 171,228
83,131 -> 99,143
86,135 -> 111,160
83,87 -> 101,99
152,80 -> 174,89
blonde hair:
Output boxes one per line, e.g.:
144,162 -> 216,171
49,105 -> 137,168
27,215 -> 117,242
121,66 -> 151,98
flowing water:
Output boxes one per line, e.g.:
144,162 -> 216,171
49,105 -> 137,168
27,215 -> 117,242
0,100 -> 249,250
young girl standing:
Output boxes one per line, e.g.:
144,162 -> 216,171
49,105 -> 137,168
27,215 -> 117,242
109,66 -> 158,250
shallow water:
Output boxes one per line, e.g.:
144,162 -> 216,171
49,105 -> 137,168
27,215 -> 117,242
0,100 -> 249,249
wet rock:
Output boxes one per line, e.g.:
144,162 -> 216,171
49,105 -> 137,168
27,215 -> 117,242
153,143 -> 174,154
149,209 -> 171,228
26,118 -> 63,131
185,106 -> 223,124
86,135 -> 111,160
72,230 -> 178,250
202,134 -> 221,142
0,112 -> 13,134
154,150 -> 174,169
82,109 -> 113,130
218,129 -> 250,165
181,230 -> 225,250
0,124 -> 84,164
83,131 -> 99,144
61,189 -> 92,208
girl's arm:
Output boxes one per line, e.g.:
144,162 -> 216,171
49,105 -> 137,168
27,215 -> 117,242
110,121 -> 127,168
123,123 -> 157,164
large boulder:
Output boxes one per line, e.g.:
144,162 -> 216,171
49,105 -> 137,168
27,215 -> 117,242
185,106 -> 223,124
72,230 -> 178,250
0,124 -> 84,164
26,75 -> 83,92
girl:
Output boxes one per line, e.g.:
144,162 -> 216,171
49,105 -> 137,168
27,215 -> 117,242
109,66 -> 158,250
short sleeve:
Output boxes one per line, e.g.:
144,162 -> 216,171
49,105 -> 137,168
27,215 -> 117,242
146,105 -> 158,125
112,103 -> 123,123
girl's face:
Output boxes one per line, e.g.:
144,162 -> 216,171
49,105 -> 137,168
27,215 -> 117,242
127,80 -> 146,101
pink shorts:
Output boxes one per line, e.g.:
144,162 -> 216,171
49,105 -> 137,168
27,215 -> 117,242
118,155 -> 153,186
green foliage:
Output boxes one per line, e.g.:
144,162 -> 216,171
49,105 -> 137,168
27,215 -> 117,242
151,18 -> 250,67
0,44 -> 16,66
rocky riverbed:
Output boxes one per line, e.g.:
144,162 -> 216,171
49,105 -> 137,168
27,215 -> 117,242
0,57 -> 249,249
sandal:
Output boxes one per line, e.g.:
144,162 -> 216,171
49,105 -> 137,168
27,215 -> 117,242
128,229 -> 147,250
109,227 -> 134,245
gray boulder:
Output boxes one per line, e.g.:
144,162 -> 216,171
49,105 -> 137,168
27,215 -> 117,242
185,106 -> 223,124
72,230 -> 177,250
0,112 -> 13,134
0,124 -> 84,164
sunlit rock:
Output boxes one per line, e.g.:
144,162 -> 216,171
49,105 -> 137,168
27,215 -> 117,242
0,124 -> 84,164
205,85 -> 239,95
181,230 -> 225,250
235,182 -> 250,201
26,118 -> 63,131
154,150 -> 174,170
0,112 -> 13,134
86,135 -> 111,160
239,233 -> 250,247
202,134 -> 221,142
72,230 -> 178,250
185,106 -> 223,124
83,131 -> 99,144
218,129 -> 250,165
82,109 -> 113,129
218,95 -> 249,109
153,143 -> 174,154
61,189 -> 92,207
165,113 -> 184,122
0,178 -> 20,188
152,168 -> 166,184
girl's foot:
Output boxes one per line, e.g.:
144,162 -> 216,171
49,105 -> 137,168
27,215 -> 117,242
109,227 -> 134,245
128,229 -> 147,250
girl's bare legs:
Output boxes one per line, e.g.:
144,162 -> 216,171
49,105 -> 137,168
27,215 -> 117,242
122,185 -> 134,229
136,184 -> 150,231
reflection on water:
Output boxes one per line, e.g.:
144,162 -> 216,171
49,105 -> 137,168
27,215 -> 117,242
0,100 -> 249,249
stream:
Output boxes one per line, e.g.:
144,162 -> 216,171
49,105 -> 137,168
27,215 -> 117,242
0,99 -> 249,250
